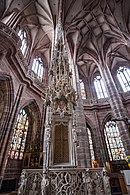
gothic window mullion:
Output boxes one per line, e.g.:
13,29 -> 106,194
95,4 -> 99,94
122,71 -> 129,90
18,29 -> 27,56
87,127 -> 95,161
96,79 -> 101,98
36,60 -> 39,75
94,75 -> 108,99
79,79 -> 86,99
94,80 -> 100,98
118,70 -> 125,86
104,121 -> 126,161
117,66 -> 130,92
16,110 -> 24,159
32,57 -> 44,80
104,126 -> 113,160
18,115 -> 28,159
99,79 -> 105,98
9,109 -> 29,160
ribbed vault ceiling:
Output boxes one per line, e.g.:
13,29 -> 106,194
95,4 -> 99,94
2,0 -> 130,79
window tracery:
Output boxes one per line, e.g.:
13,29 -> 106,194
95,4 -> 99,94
117,66 -> 130,92
80,79 -> 86,99
87,127 -> 95,161
104,120 -> 126,161
9,109 -> 29,160
94,75 -> 108,99
32,57 -> 44,81
18,29 -> 27,56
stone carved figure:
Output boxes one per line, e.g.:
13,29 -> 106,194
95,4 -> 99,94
103,168 -> 111,195
94,172 -> 104,195
18,170 -> 27,195
41,171 -> 50,195
85,169 -> 93,195
72,128 -> 77,143
46,127 -> 51,144
29,174 -> 38,195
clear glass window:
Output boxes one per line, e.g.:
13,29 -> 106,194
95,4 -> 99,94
104,120 -> 126,161
117,66 -> 130,92
32,57 -> 44,81
18,29 -> 27,55
94,75 -> 108,99
87,127 -> 95,161
80,79 -> 86,99
9,109 -> 29,160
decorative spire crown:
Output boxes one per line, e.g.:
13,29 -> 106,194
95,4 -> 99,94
45,17 -> 77,117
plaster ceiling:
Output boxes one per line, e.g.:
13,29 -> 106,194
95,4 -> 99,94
1,0 -> 130,79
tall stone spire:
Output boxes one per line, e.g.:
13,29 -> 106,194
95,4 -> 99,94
42,0 -> 77,171
45,13 -> 76,117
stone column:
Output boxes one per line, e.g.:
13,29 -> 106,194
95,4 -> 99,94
43,106 -> 52,170
99,63 -> 130,155
93,110 -> 108,166
71,58 -> 91,167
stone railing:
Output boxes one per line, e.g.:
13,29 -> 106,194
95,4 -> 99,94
18,167 -> 111,195
27,69 -> 47,88
121,91 -> 130,101
0,22 -> 20,46
18,169 -> 42,195
83,98 -> 110,106
83,92 -> 130,107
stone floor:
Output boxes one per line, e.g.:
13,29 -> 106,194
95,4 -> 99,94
0,187 -> 130,195
0,191 -> 17,195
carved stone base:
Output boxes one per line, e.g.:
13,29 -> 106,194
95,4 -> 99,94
18,168 -> 111,195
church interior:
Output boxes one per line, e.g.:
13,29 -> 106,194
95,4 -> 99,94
0,0 -> 130,194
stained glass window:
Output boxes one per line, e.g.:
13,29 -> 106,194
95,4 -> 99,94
87,127 -> 95,161
18,29 -> 27,55
94,75 -> 108,99
80,79 -> 86,99
117,66 -> 130,92
9,109 -> 29,160
32,57 -> 44,81
104,120 -> 126,161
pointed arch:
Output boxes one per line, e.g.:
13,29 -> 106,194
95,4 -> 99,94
101,113 -> 112,130
20,99 -> 42,126
0,74 -> 14,137
85,115 -> 95,130
9,99 -> 42,159
102,113 -> 126,161
20,99 -> 42,141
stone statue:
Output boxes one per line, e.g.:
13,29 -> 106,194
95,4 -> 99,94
94,173 -> 104,195
18,170 -> 27,195
85,169 -> 93,195
72,128 -> 77,143
103,168 -> 111,195
41,171 -> 50,195
29,174 -> 38,195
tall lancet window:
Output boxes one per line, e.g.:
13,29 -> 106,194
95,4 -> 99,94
87,127 -> 95,161
117,66 -> 130,92
104,120 -> 126,161
32,57 -> 44,81
80,79 -> 86,99
18,29 -> 27,55
94,75 -> 108,99
9,109 -> 29,160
